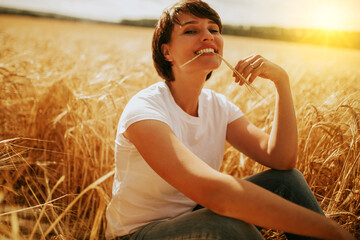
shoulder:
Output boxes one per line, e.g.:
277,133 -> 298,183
118,82 -> 171,133
131,81 -> 168,103
125,81 -> 169,111
201,88 -> 231,107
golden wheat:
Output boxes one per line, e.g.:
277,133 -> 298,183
0,15 -> 359,239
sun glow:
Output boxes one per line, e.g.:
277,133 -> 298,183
312,5 -> 347,30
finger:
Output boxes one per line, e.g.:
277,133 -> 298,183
234,54 -> 255,73
232,69 -> 244,85
235,75 -> 244,85
235,54 -> 262,76
251,57 -> 264,69
234,75 -> 239,83
243,55 -> 265,79
248,61 -> 265,83
234,54 -> 263,85
233,72 -> 240,83
242,63 -> 254,79
248,54 -> 263,62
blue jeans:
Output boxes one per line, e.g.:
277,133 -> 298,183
117,169 -> 324,240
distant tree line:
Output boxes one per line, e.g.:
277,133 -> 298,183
120,19 -> 360,50
120,19 -> 158,28
222,24 -> 360,49
1,6 -> 358,50
0,7 -> 114,24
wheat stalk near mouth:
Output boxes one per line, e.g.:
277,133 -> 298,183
180,52 -> 263,97
179,53 -> 204,68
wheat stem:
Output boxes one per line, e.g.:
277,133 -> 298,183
215,53 -> 248,84
179,53 -> 204,68
215,53 -> 267,99
180,52 -> 266,99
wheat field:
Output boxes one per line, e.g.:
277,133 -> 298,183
0,15 -> 359,239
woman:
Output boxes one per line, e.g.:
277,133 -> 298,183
106,1 -> 354,239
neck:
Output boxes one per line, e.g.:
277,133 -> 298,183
166,71 -> 207,117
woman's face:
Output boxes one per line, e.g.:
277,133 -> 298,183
162,13 -> 223,75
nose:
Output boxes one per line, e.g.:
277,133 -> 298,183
201,29 -> 214,42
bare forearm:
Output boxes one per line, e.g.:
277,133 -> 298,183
230,56 -> 298,169
208,175 -> 351,240
268,75 -> 298,168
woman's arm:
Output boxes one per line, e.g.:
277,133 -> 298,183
124,120 -> 354,240
227,54 -> 297,170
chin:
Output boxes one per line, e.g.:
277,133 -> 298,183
188,59 -> 221,73
206,60 -> 221,70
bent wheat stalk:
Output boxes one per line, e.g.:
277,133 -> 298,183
180,52 -> 265,98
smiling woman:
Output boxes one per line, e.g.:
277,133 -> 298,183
104,0 -> 355,240
0,2 -> 359,239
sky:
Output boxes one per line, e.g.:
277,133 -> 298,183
0,0 -> 359,31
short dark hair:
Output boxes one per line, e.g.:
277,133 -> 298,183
152,0 -> 222,82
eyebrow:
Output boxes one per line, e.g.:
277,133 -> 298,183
180,20 -> 217,27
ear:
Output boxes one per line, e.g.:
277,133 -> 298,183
161,44 -> 173,62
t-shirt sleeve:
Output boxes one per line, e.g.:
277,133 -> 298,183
118,92 -> 170,134
225,98 -> 244,124
213,91 -> 244,124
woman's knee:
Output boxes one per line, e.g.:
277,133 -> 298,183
270,168 -> 307,186
246,168 -> 308,191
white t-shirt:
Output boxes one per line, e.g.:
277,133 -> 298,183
105,81 -> 244,239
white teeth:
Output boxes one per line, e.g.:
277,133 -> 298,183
196,48 -> 215,55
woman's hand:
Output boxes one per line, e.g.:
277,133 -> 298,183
229,54 -> 298,169
233,54 -> 288,86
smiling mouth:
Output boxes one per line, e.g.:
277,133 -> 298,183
195,48 -> 215,55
